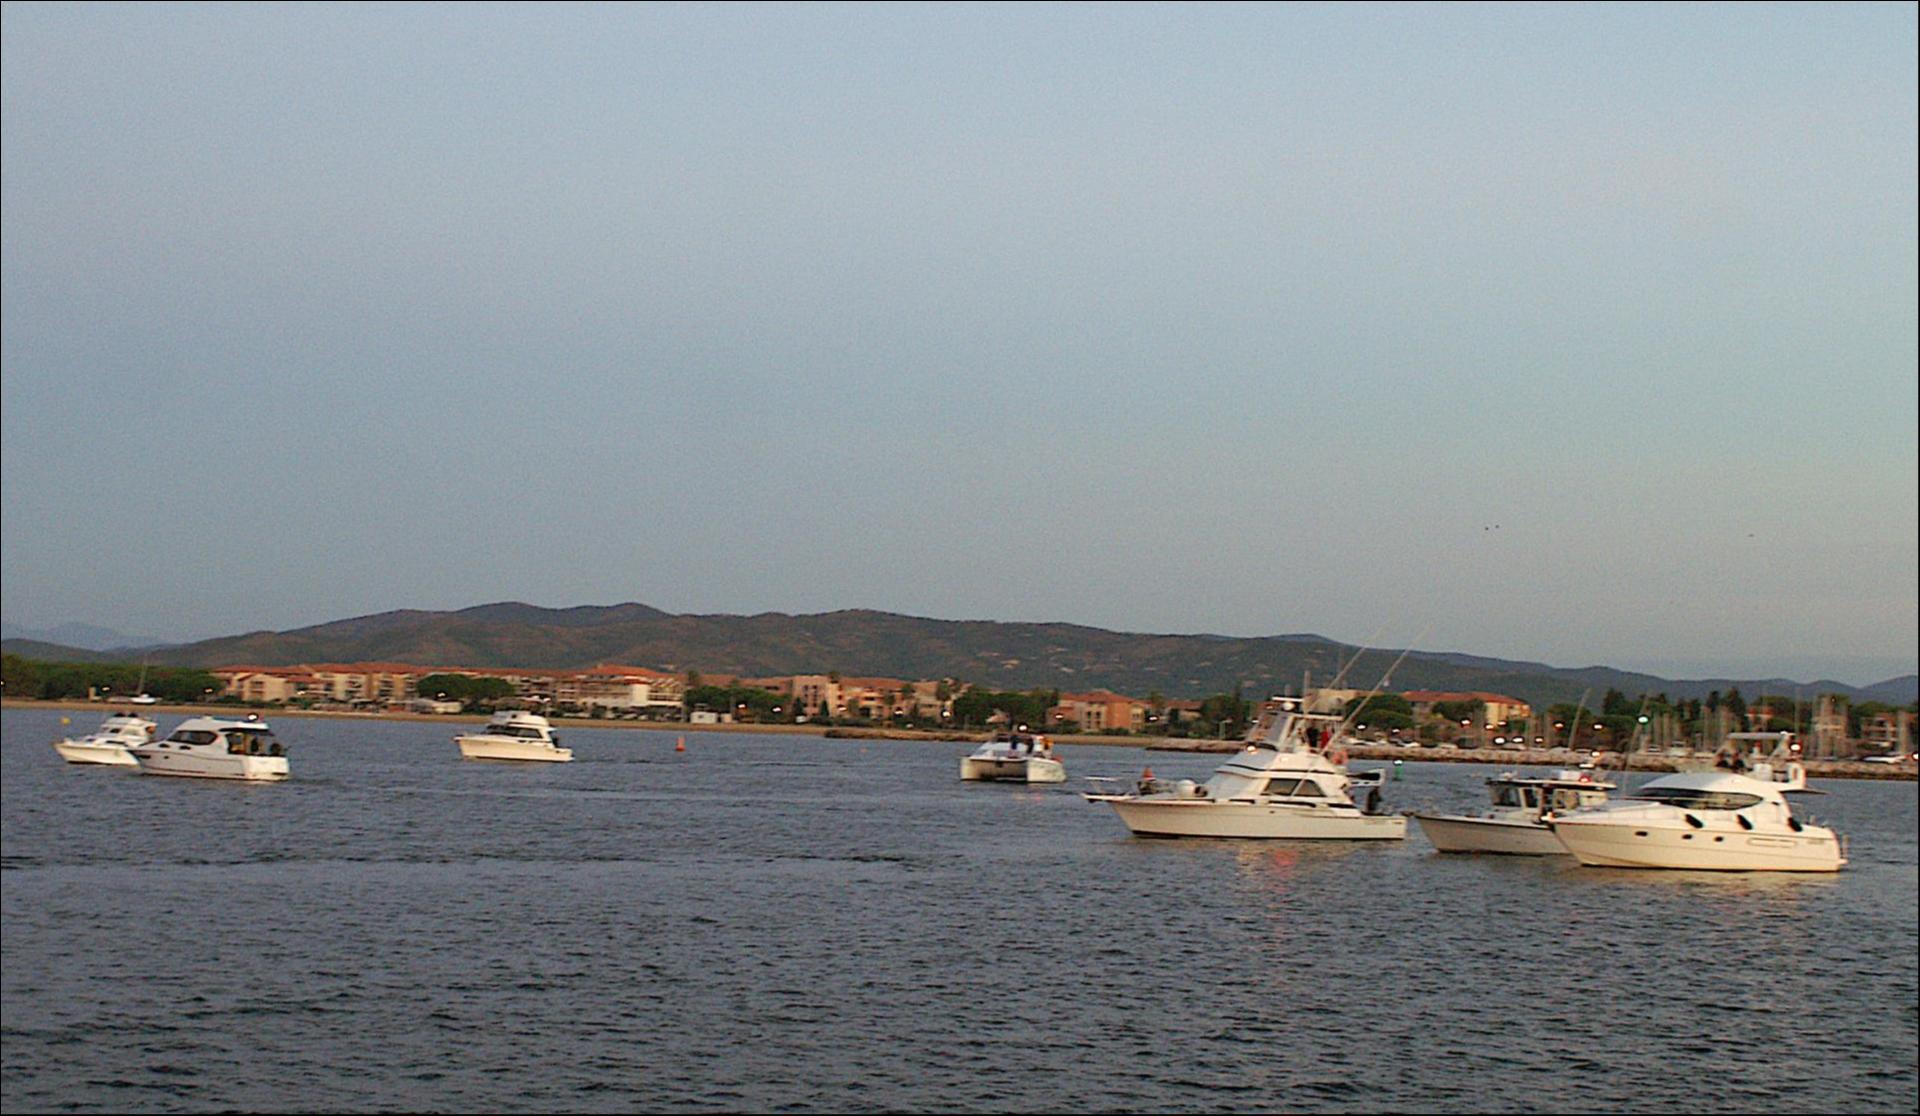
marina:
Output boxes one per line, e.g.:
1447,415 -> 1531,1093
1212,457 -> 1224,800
4,706 -> 1914,1113
3,5 -> 1912,1113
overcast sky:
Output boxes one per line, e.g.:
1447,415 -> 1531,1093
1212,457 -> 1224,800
3,3 -> 1915,685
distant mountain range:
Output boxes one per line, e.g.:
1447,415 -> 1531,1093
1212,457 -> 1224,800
0,621 -> 158,652
4,602 -> 1913,709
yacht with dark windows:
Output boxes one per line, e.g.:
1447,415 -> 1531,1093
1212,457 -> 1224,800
128,715 -> 288,781
1547,763 -> 1845,871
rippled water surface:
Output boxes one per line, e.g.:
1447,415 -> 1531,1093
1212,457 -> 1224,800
3,709 -> 1916,1113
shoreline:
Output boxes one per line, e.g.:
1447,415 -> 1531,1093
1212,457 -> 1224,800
6,698 -> 1911,779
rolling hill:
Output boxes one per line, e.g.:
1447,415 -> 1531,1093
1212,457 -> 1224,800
5,602 -> 1912,708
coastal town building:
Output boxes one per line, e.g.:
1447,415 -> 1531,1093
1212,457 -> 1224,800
738,674 -> 954,721
1048,690 -> 1149,733
551,664 -> 683,713
1401,690 -> 1534,730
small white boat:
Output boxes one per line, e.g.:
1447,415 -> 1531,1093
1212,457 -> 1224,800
53,712 -> 159,767
1547,763 -> 1846,872
1083,701 -> 1405,840
456,711 -> 573,763
128,716 -> 288,781
960,731 -> 1065,783
1413,769 -> 1614,855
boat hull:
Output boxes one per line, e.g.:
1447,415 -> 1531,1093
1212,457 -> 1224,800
1413,813 -> 1567,855
54,741 -> 140,767
1549,819 -> 1845,872
1105,799 -> 1405,840
961,756 -> 1065,783
458,737 -> 574,763
131,751 -> 289,781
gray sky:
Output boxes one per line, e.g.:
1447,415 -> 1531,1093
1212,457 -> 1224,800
3,3 -> 1915,685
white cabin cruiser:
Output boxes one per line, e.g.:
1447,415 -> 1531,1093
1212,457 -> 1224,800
53,712 -> 159,767
1083,702 -> 1404,840
960,731 -> 1065,783
1547,763 -> 1845,872
456,711 -> 572,763
1413,769 -> 1614,855
128,716 -> 288,781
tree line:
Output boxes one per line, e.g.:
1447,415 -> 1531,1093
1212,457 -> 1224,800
2,654 -> 224,703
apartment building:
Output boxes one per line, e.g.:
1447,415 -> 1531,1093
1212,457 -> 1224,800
212,666 -> 321,704
551,664 -> 684,712
1401,690 -> 1533,729
1049,690 -> 1149,733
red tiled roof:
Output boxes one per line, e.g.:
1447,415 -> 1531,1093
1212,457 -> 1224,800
1056,690 -> 1142,704
1402,690 -> 1528,705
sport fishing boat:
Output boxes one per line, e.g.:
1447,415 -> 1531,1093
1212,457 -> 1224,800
128,715 -> 289,781
960,731 -> 1065,783
1412,769 -> 1614,855
1083,700 -> 1404,839
1547,763 -> 1846,872
455,710 -> 573,762
53,712 -> 159,767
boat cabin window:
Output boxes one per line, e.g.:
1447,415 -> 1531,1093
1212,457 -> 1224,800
1629,787 -> 1764,811
1210,774 -> 1261,798
1551,788 -> 1605,810
167,730 -> 217,746
224,730 -> 274,755
1261,778 -> 1326,798
1491,784 -> 1525,808
494,724 -> 547,739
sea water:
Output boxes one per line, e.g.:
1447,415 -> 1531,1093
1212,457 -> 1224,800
3,708 -> 1915,1113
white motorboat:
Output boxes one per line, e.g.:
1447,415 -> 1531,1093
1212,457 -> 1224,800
1547,763 -> 1846,872
456,710 -> 573,762
128,715 -> 289,781
1083,701 -> 1405,839
960,731 -> 1065,783
53,712 -> 159,767
1413,769 -> 1614,855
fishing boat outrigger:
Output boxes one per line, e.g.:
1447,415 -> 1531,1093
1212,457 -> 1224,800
1083,699 -> 1403,840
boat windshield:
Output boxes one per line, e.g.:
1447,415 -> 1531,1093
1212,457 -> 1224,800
1550,787 -> 1605,811
1491,785 -> 1527,808
1629,787 -> 1764,810
224,729 -> 277,754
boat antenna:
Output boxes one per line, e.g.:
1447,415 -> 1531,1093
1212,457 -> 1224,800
1614,691 -> 1655,792
1331,627 -> 1432,741
1562,689 -> 1591,753
1324,622 -> 1391,693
